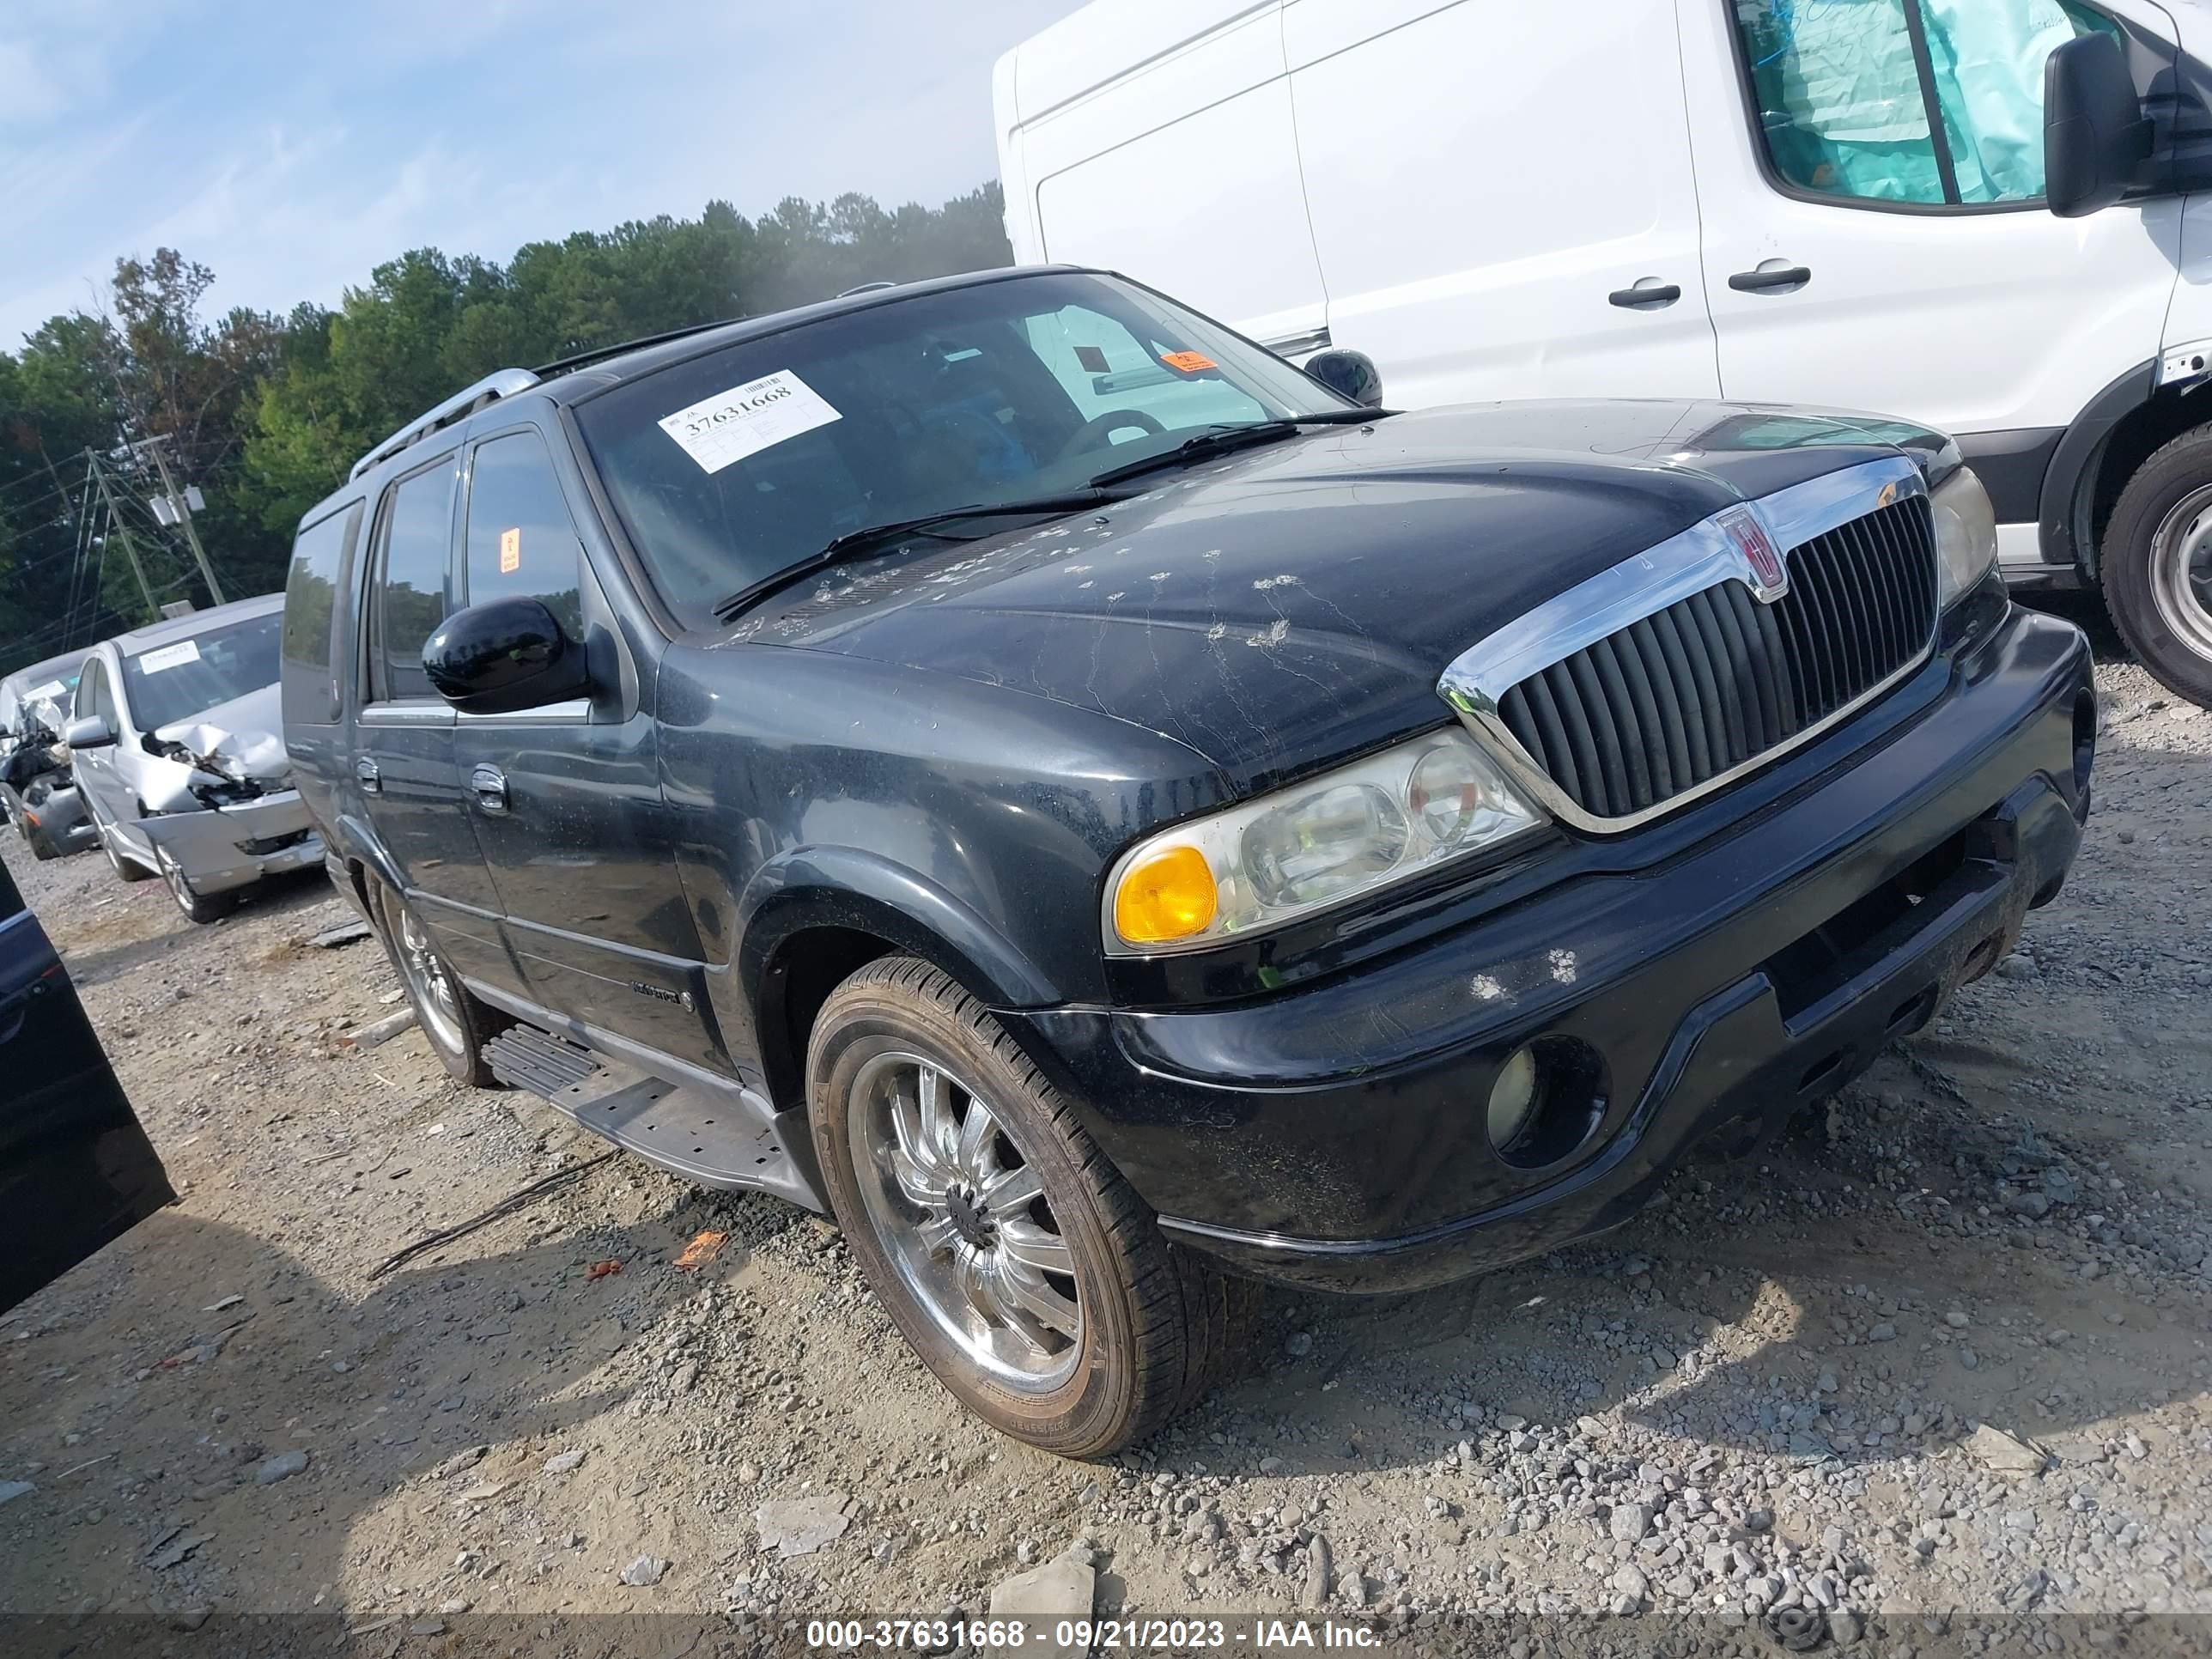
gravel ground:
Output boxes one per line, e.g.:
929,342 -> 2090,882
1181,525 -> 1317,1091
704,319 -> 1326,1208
0,604 -> 2207,1654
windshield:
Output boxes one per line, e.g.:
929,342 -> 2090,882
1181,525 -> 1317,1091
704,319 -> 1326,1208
121,611 -> 283,732
574,271 -> 1355,627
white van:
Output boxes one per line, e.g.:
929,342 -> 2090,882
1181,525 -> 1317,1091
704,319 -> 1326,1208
993,0 -> 2212,706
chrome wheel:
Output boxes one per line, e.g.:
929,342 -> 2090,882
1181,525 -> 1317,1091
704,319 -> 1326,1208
157,848 -> 197,915
394,903 -> 464,1053
847,1050 -> 1082,1390
2151,486 -> 2212,664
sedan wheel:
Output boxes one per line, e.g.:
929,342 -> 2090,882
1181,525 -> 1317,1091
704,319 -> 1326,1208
156,846 -> 238,924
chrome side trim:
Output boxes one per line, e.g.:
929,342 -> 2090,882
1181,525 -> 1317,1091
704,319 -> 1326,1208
455,699 -> 590,723
1437,456 -> 1932,836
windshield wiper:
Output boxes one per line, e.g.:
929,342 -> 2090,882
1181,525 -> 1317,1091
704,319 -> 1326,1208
712,490 -> 1131,623
1087,409 -> 1390,488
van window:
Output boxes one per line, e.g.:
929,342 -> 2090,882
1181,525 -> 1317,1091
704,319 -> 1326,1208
1732,0 -> 2123,207
461,431 -> 585,641
281,503 -> 358,725
368,456 -> 458,702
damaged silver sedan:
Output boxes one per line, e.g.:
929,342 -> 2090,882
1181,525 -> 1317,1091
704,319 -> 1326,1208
64,595 -> 322,921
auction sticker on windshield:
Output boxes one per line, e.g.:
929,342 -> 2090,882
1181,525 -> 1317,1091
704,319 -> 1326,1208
135,640 -> 201,673
657,370 -> 842,475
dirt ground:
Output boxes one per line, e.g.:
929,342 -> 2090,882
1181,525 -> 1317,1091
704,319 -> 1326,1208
1,600 -> 2208,1653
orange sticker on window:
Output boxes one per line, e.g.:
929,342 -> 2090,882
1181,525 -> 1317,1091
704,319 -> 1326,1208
498,526 -> 520,574
1161,350 -> 1218,374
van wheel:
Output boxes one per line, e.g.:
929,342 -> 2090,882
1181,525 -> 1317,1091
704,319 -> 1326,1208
806,956 -> 1253,1458
2102,427 -> 2212,708
156,847 -> 239,925
371,884 -> 505,1086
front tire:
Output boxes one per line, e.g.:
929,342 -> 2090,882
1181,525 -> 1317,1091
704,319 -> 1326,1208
807,956 -> 1252,1458
2102,427 -> 2212,708
100,821 -> 154,883
371,883 -> 505,1086
156,846 -> 239,925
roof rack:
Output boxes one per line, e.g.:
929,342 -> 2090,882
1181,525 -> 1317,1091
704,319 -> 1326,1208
348,368 -> 542,482
529,318 -> 739,381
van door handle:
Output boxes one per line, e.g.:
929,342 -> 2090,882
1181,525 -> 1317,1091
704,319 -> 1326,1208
1729,264 -> 1814,292
1608,282 -> 1682,309
355,757 -> 380,795
471,765 -> 509,815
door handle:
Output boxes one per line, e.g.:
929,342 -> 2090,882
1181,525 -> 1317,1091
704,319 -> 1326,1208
355,757 -> 381,795
471,764 -> 509,815
1608,283 -> 1683,309
1729,264 -> 1813,293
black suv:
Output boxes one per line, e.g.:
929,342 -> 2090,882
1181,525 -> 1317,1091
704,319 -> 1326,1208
283,267 -> 2095,1455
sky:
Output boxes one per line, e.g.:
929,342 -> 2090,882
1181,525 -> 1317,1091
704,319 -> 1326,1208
0,0 -> 1084,350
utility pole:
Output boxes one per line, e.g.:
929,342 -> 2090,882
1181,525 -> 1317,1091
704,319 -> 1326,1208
86,453 -> 160,623
142,435 -> 227,605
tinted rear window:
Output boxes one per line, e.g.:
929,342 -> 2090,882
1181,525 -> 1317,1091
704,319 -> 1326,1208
281,503 -> 359,726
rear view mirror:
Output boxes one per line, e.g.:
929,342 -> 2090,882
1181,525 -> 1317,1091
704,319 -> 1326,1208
423,598 -> 589,714
1305,349 -> 1385,409
2045,32 -> 2151,218
64,715 -> 114,750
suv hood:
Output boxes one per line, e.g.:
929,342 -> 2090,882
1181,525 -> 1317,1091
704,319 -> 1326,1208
732,401 -> 1945,793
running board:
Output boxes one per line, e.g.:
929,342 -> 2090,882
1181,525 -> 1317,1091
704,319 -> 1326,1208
482,1026 -> 822,1210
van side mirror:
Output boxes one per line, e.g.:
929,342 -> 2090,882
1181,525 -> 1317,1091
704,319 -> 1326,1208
2045,32 -> 2151,218
64,715 -> 114,750
1304,349 -> 1385,408
423,598 -> 590,714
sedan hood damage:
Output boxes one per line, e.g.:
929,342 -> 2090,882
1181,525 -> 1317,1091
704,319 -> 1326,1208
142,684 -> 291,811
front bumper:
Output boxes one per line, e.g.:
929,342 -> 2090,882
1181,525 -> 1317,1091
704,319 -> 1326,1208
136,788 -> 324,896
22,782 -> 95,851
1012,608 -> 2095,1294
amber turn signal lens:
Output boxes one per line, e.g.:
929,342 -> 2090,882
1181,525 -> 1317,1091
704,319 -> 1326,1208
1114,844 -> 1218,944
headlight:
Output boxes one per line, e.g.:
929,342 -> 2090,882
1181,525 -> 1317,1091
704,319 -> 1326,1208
1106,729 -> 1544,952
1930,465 -> 1998,608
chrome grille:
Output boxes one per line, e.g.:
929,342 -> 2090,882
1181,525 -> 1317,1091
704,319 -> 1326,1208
1493,495 -> 1937,822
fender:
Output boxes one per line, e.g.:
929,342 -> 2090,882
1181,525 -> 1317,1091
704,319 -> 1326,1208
734,845 -> 1065,1019
329,810 -> 404,903
2038,358 -> 2158,575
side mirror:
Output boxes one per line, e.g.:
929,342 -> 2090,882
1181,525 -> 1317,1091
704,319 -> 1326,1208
2045,32 -> 2151,218
1304,349 -> 1384,409
423,598 -> 589,714
64,715 -> 114,750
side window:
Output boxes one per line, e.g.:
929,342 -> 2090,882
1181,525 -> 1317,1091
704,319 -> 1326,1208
369,456 -> 458,703
1732,0 -> 2116,208
460,431 -> 585,640
281,503 -> 358,725
75,660 -> 107,725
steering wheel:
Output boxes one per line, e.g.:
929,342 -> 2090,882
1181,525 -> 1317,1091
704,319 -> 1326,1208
1054,408 -> 1167,463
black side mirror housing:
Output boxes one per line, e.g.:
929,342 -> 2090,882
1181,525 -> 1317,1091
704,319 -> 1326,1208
1304,349 -> 1385,408
423,598 -> 590,714
2045,32 -> 2152,218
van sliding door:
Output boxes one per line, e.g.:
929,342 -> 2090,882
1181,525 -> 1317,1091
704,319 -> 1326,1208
1284,0 -> 1722,407
1006,1 -> 1331,354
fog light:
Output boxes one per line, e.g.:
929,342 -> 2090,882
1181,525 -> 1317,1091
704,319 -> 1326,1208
1486,1045 -> 1539,1151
